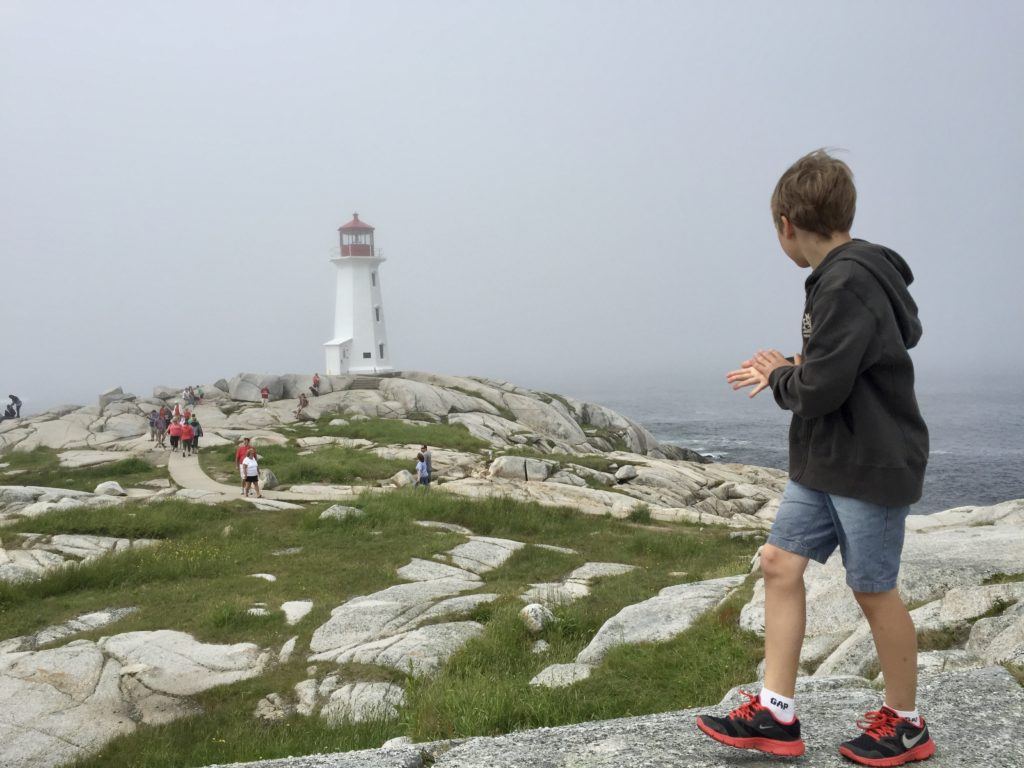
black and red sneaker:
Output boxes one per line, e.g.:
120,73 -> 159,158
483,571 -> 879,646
839,706 -> 935,766
696,690 -> 805,757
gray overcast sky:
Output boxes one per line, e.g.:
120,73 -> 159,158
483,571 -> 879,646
2,0 -> 1022,409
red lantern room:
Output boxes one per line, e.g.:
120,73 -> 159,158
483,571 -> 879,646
339,213 -> 375,257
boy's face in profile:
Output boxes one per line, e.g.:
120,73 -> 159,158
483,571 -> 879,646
776,216 -> 811,269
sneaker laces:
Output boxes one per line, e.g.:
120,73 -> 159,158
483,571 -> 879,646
856,708 -> 902,739
729,690 -> 765,720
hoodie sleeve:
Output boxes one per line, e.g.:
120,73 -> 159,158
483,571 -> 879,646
768,287 -> 880,419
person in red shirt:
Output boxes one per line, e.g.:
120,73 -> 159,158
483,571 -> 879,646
260,386 -> 270,407
168,418 -> 183,451
311,373 -> 321,397
179,420 -> 195,457
234,437 -> 252,494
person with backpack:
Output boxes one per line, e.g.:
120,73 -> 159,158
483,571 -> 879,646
190,416 -> 203,452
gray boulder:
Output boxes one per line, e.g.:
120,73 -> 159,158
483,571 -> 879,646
259,469 -> 279,490
520,603 -> 556,634
614,465 -> 638,482
228,374 -> 284,403
320,505 -> 364,521
94,481 -> 127,497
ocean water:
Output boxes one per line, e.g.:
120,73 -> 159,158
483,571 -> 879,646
570,375 -> 1024,514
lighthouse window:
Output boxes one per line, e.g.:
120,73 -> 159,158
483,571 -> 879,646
371,272 -> 376,287
379,343 -> 385,358
362,352 -> 371,359
375,307 -> 381,322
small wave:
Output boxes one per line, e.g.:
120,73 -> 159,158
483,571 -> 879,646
929,450 -> 952,456
700,451 -> 729,459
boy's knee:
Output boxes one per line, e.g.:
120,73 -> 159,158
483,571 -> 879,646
852,588 -> 903,615
760,544 -> 805,583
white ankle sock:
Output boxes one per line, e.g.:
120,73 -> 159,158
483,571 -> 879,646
891,706 -> 922,727
759,688 -> 796,723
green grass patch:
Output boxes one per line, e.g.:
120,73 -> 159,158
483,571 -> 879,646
0,446 -> 166,492
315,417 -> 489,453
402,577 -> 761,741
201,444 -> 409,486
3,487 -> 762,767
628,504 -> 652,524
983,572 -> 1024,585
1006,663 -> 1024,688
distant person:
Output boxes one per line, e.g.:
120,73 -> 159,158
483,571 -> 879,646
1,404 -> 15,422
699,150 -> 932,765
420,444 -> 432,480
310,372 -> 321,397
167,418 -> 183,451
148,410 -> 158,441
241,447 -> 262,498
173,403 -> 181,420
260,386 -> 270,407
179,419 -> 195,457
154,412 -> 168,448
8,395 -> 21,418
190,416 -> 203,452
195,385 -> 204,403
294,392 -> 309,419
415,452 -> 430,488
235,437 -> 253,494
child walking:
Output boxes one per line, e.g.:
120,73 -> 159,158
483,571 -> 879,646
697,150 -> 932,766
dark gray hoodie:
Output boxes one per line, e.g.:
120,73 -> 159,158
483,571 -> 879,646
768,239 -> 929,506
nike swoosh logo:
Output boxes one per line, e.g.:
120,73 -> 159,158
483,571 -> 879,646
758,724 -> 777,731
902,732 -> 926,749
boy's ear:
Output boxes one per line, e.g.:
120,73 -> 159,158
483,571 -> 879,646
779,215 -> 795,239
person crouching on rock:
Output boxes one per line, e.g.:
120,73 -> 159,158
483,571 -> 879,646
179,419 -> 195,457
168,418 -> 183,451
415,452 -> 430,489
241,447 -> 262,498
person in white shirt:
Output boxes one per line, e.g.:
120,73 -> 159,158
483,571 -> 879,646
241,448 -> 262,498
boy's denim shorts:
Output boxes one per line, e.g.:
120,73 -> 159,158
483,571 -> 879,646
767,480 -> 910,593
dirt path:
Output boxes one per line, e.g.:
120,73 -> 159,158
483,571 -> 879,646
166,451 -> 362,504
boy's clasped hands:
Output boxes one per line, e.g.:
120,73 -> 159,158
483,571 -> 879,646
727,350 -> 801,398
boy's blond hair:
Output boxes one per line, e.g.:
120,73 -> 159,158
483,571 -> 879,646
771,149 -> 856,238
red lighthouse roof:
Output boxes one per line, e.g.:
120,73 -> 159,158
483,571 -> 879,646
339,213 -> 374,232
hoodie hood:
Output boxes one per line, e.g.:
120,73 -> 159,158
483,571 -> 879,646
808,239 -> 922,349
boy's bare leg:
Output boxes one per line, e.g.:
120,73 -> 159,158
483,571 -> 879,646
854,589 -> 917,711
761,544 -> 809,698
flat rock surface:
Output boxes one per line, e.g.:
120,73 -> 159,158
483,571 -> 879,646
0,631 -> 269,768
576,575 -> 745,666
205,667 -> 1024,767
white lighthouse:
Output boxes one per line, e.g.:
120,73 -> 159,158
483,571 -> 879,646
323,213 -> 394,375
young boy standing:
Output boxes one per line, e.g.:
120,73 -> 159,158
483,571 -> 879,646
697,150 -> 933,766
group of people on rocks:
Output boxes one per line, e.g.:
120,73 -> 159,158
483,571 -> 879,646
1,394 -> 20,421
148,404 -> 203,457
261,374 -> 322,408
181,386 -> 203,407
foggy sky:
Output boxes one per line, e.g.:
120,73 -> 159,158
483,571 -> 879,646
2,0 -> 1022,411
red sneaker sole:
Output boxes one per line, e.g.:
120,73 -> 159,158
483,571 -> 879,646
839,740 -> 935,766
696,717 -> 806,757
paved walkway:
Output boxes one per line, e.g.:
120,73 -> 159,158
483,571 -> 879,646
166,451 -> 361,504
